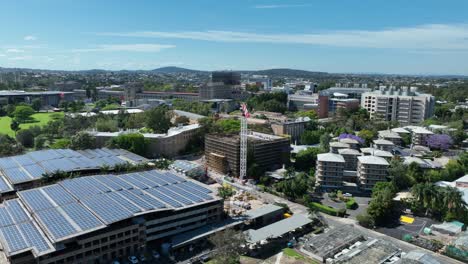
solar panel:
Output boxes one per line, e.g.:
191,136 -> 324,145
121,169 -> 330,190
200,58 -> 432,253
0,157 -> 18,169
170,184 -> 205,203
177,182 -> 213,200
27,150 -> 62,162
130,172 -> 160,188
105,192 -> 142,213
129,189 -> 167,208
106,175 -> 134,190
19,190 -> 54,212
184,181 -> 213,193
162,172 -> 187,183
94,148 -> 113,157
147,171 -> 177,185
5,200 -> 30,223
59,179 -> 100,198
35,208 -> 77,240
0,207 -> 14,227
145,188 -> 182,208
17,222 -> 51,253
68,156 -> 100,169
81,194 -> 133,224
93,175 -> 123,191
0,177 -> 13,193
120,174 -> 151,189
22,164 -> 46,179
0,225 -> 28,252
13,155 -> 35,166
156,186 -> 193,205
42,185 -> 76,205
120,190 -> 159,210
61,203 -> 104,231
83,177 -> 112,193
140,171 -> 169,186
3,167 -> 32,184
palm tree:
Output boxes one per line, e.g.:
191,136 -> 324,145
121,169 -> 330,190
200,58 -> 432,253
443,187 -> 467,216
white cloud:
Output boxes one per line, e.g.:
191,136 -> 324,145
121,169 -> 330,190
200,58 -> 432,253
72,44 -> 175,52
8,56 -> 32,61
98,24 -> 468,50
6,48 -> 25,53
0,54 -> 5,57
24,35 -> 37,41
253,4 -> 311,9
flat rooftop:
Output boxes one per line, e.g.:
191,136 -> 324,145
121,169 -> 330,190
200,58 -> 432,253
0,170 -> 217,258
245,204 -> 283,219
246,214 -> 312,243
333,239 -> 400,264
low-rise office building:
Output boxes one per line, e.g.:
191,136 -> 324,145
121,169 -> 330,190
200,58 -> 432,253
287,94 -> 318,111
0,170 -> 223,264
357,156 -> 389,191
316,153 -> 345,189
91,124 -> 201,158
270,117 -> 310,143
0,90 -> 73,107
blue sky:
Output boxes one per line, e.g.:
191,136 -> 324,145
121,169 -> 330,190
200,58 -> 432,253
1,0 -> 468,75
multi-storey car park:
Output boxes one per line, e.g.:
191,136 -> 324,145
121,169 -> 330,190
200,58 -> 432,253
0,148 -> 148,199
0,170 -> 222,264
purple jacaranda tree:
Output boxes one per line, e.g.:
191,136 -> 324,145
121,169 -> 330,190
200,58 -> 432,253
338,133 -> 365,144
426,134 -> 453,150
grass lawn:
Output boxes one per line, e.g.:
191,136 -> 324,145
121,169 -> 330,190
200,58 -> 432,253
0,112 -> 63,137
283,248 -> 320,264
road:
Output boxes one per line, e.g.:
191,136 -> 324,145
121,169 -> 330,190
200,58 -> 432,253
218,175 -> 464,264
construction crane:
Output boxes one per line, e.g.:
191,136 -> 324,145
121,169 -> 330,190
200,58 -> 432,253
240,103 -> 250,182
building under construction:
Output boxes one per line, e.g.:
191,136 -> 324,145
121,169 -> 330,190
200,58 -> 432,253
205,132 -> 290,177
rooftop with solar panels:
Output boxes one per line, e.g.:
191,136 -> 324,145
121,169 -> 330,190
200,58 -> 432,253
0,169 -> 218,258
0,148 -> 148,193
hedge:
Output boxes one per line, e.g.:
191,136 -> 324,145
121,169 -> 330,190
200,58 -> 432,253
346,198 -> 358,210
310,202 -> 346,217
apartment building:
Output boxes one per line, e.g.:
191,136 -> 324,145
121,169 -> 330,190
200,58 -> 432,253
0,170 -> 223,264
330,142 -> 350,154
338,148 -> 361,171
205,132 -> 290,177
316,153 -> 345,189
361,86 -> 435,125
406,126 -> 434,146
378,130 -> 402,146
373,139 -> 395,151
357,156 -> 389,191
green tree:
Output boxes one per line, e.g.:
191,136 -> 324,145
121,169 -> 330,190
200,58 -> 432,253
218,185 -> 236,199
107,133 -> 147,156
214,119 -> 241,134
0,134 -> 23,157
300,130 -> 322,145
96,117 -> 119,132
295,147 -> 322,172
13,105 -> 35,123
367,182 -> 398,225
145,106 -> 171,133
34,134 -> 48,150
31,98 -> 42,112
16,129 -> 35,148
10,120 -> 20,136
4,104 -> 16,117
388,159 -> 413,190
69,132 -> 96,150
50,138 -> 71,149
319,133 -> 331,152
209,228 -> 246,264
358,129 -> 376,146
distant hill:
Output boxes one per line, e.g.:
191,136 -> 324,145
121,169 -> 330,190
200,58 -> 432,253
151,66 -> 206,74
252,68 -> 328,78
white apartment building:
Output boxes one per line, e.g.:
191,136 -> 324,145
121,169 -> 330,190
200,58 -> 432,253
316,153 -> 345,189
361,86 -> 435,126
357,156 -> 390,191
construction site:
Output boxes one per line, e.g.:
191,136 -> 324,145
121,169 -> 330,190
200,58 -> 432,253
205,131 -> 290,177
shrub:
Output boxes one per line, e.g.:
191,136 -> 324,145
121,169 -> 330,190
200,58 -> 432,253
309,202 -> 339,216
346,198 -> 358,210
356,213 -> 375,228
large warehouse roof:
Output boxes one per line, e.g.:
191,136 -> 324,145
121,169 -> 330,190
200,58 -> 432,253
0,170 -> 216,258
0,148 -> 147,190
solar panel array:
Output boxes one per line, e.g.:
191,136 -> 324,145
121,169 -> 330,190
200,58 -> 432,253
0,148 -> 147,187
0,199 -> 53,256
0,170 -> 215,258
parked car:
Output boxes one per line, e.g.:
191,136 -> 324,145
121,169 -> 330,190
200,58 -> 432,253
152,250 -> 160,259
128,256 -> 139,264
